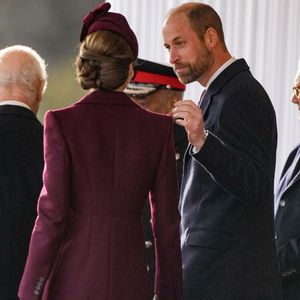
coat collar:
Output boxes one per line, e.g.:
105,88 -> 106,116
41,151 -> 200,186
200,58 -> 250,115
274,145 -> 300,216
76,89 -> 137,107
276,145 -> 300,198
0,104 -> 38,120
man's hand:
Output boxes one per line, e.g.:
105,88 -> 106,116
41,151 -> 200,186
172,100 -> 207,150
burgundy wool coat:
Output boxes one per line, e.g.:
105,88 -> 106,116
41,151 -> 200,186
18,89 -> 182,300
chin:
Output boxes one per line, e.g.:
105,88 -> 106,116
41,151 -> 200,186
177,75 -> 192,85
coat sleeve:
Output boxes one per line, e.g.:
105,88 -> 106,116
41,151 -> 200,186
149,119 -> 183,300
18,111 -> 71,300
192,87 -> 277,206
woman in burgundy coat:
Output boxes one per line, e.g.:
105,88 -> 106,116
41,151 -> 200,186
18,3 -> 182,300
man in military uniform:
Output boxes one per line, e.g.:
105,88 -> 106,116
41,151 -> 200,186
125,58 -> 188,292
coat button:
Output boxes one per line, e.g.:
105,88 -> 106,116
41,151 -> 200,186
274,232 -> 279,240
279,199 -> 286,207
175,152 -> 180,160
145,240 -> 153,249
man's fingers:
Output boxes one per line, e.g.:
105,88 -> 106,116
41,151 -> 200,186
174,117 -> 187,127
174,99 -> 195,107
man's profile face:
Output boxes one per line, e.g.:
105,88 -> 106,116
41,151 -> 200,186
292,80 -> 300,103
292,79 -> 300,120
163,13 -> 213,84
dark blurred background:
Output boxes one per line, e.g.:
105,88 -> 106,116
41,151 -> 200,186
0,0 -> 104,121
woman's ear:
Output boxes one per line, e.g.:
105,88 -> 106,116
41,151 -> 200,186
119,63 -> 134,91
129,63 -> 134,80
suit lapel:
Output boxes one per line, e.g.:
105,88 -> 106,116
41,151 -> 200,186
281,152 -> 300,194
200,59 -> 250,118
287,170 -> 300,190
276,147 -> 300,202
200,90 -> 212,117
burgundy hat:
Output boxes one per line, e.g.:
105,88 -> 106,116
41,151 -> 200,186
80,2 -> 138,59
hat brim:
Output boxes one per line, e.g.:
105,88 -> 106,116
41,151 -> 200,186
124,83 -> 157,97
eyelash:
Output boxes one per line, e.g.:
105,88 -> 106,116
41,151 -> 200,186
175,41 -> 184,47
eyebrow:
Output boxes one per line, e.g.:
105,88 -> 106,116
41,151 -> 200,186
164,37 -> 183,48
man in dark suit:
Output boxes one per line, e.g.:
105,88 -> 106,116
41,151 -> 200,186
274,63 -> 300,300
125,58 -> 188,292
163,2 -> 282,299
0,45 -> 47,300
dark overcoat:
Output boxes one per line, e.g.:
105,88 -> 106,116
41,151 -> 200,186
275,144 -> 300,300
180,59 -> 282,300
18,90 -> 182,300
0,105 -> 44,300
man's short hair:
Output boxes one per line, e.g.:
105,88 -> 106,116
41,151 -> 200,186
0,45 -> 48,95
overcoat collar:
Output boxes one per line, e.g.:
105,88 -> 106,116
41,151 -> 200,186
77,89 -> 137,107
0,104 -> 38,121
200,58 -> 250,116
278,145 -> 300,197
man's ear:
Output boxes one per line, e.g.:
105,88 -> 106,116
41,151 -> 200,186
32,80 -> 45,115
204,27 -> 218,49
35,80 -> 45,106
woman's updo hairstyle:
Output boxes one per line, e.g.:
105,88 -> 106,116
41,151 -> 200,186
76,30 -> 135,90
76,2 -> 138,91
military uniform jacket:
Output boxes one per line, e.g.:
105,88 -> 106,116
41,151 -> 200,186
18,90 -> 182,300
275,144 -> 300,299
180,59 -> 282,300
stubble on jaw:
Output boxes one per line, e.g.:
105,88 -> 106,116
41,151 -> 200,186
175,48 -> 213,84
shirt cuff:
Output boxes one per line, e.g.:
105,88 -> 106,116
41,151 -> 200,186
192,130 -> 209,153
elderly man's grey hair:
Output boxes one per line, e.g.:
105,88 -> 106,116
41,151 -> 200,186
0,45 -> 48,99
